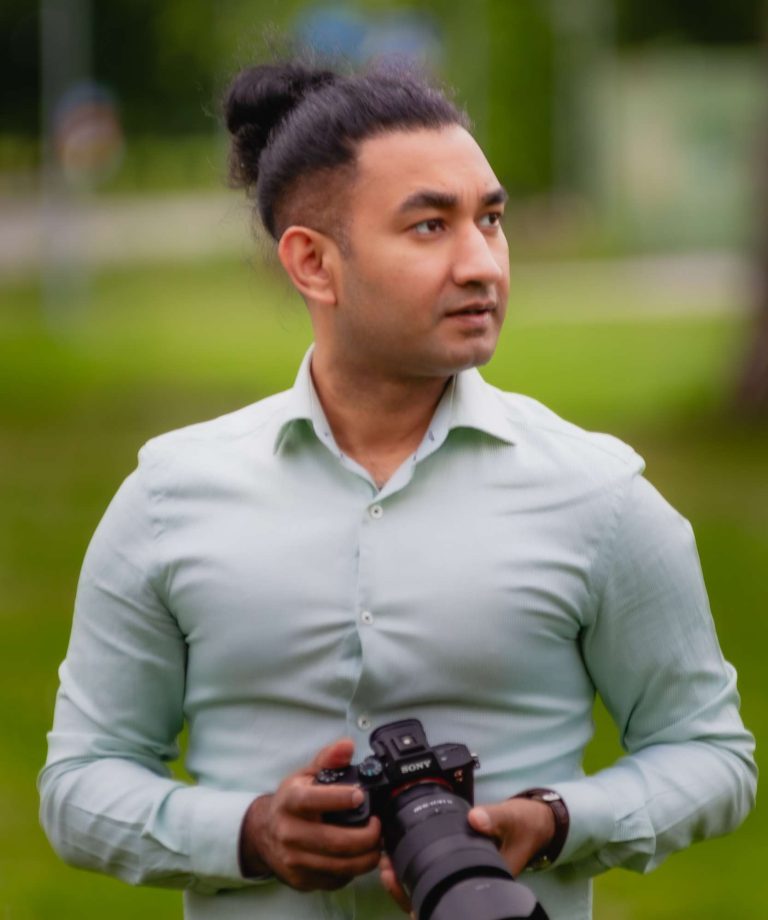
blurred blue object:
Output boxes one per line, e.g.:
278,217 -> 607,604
296,3 -> 441,67
296,5 -> 368,60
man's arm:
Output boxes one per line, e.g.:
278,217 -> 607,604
39,464 -> 380,894
383,469 -> 756,912
548,472 -> 756,876
38,467 -> 261,892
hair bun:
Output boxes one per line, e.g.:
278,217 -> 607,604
225,63 -> 336,188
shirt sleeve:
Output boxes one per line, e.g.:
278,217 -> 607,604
550,472 -> 757,877
38,455 -> 259,894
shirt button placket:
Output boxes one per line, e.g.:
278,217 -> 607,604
352,502 -> 384,740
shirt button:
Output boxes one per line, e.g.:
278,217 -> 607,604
360,610 -> 374,625
369,504 -> 383,519
357,715 -> 372,731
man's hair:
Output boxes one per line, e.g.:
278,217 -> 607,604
223,58 -> 468,243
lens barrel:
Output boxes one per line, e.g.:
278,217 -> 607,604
430,876 -> 548,920
384,783 -> 549,920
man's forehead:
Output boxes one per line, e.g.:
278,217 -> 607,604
354,125 -> 500,206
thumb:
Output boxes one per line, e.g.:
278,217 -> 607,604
303,737 -> 356,775
467,805 -> 505,840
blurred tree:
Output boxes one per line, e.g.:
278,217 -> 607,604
91,0 -> 218,133
484,0 -> 556,195
394,0 -> 557,196
613,0 -> 763,45
734,14 -> 768,417
0,1 -> 39,134
0,0 -> 221,137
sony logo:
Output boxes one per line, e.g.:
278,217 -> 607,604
401,758 -> 432,774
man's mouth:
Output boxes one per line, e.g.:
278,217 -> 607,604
446,302 -> 496,317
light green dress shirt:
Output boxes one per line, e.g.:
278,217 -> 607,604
40,350 -> 756,920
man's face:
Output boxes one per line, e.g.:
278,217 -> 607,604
328,124 -> 510,380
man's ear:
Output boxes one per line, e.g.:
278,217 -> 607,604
277,226 -> 339,306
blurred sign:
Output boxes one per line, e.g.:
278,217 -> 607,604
53,82 -> 124,190
296,4 -> 441,67
597,51 -> 762,250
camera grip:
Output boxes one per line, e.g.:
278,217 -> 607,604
315,767 -> 371,826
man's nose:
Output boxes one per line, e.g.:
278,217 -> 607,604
451,225 -> 505,288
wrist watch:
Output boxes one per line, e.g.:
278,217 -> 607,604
511,788 -> 570,871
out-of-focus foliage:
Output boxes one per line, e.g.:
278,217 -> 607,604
91,0 -> 219,133
485,1 -> 555,195
0,0 -> 220,137
614,0 -> 763,46
1,1 -> 39,134
2,0 -> 764,180
1,0 -> 556,192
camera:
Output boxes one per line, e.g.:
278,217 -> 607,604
316,718 -> 549,920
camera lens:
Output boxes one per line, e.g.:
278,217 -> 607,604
383,783 -> 547,920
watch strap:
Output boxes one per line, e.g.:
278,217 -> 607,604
511,787 -> 569,871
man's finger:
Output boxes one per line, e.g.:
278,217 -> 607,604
284,779 -> 364,818
303,738 -> 356,775
467,806 -> 499,839
379,853 -> 412,914
296,845 -> 383,880
292,817 -> 382,858
319,816 -> 382,857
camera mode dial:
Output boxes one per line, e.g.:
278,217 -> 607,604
358,757 -> 384,780
316,768 -> 346,784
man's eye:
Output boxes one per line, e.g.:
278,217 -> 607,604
479,212 -> 503,229
413,218 -> 444,235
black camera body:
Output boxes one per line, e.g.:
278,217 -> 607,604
317,719 -> 549,920
316,720 -> 477,827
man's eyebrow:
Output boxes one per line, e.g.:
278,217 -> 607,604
481,186 -> 509,207
397,190 -> 458,213
397,186 -> 509,213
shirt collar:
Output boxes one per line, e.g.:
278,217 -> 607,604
273,347 -> 517,455
272,347 -> 320,454
448,366 -> 517,445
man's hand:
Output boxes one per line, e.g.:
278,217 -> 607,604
239,738 -> 382,891
467,798 -> 555,876
379,797 -> 555,914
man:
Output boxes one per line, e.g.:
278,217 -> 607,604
40,61 -> 756,920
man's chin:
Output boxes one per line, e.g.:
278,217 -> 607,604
442,339 -> 498,373
423,350 -> 496,379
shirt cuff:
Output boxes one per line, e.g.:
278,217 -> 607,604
150,785 -> 262,889
546,777 -> 616,866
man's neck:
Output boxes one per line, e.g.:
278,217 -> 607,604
310,352 -> 451,488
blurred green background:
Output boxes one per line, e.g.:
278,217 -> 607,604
1,1 -> 766,918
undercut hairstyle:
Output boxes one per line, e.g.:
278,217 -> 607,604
223,58 -> 469,246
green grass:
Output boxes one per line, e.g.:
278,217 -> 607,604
1,257 -> 766,918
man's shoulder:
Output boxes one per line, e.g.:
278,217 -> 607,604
489,384 -> 645,479
137,388 -> 293,469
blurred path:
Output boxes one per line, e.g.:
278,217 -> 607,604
0,191 -> 254,278
0,190 -> 753,320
